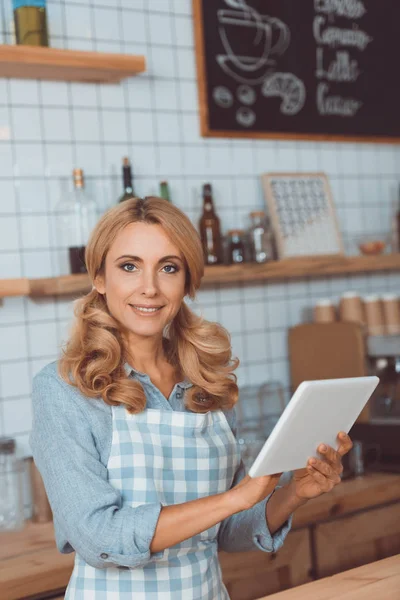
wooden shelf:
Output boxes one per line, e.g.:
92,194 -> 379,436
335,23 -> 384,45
201,253 -> 400,286
0,45 -> 146,83
1,254 -> 400,299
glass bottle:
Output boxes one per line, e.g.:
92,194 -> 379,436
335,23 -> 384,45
227,229 -> 245,264
13,1 -> 49,47
198,183 -> 223,265
55,169 -> 98,275
395,183 -> 400,253
249,211 -> 273,263
159,180 -> 171,202
0,437 -> 25,532
118,157 -> 135,203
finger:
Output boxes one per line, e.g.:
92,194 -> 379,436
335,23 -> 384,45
307,465 -> 335,492
308,458 -> 341,483
336,432 -> 353,457
317,443 -> 339,466
315,446 -> 344,476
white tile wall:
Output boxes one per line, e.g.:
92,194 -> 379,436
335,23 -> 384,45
0,1 -> 400,484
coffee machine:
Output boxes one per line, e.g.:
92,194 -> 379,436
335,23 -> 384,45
350,339 -> 400,473
289,323 -> 400,475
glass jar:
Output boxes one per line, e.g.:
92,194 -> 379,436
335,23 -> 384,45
0,437 -> 25,532
249,211 -> 273,263
227,229 -> 245,264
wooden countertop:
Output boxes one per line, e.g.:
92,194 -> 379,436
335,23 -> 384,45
257,553 -> 400,599
1,472 -> 399,600
0,520 -> 74,600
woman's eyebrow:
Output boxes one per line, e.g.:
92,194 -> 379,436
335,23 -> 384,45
115,254 -> 183,264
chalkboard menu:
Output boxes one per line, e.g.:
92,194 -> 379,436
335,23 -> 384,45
193,0 -> 400,142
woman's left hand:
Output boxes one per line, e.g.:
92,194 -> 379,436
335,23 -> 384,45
291,432 -> 353,501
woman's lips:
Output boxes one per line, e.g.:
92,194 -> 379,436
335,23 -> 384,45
129,305 -> 164,317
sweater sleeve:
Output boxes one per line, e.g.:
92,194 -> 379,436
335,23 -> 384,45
29,370 -> 164,570
217,409 -> 293,553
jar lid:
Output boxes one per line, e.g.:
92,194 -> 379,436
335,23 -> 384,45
341,291 -> 359,299
250,211 -> 266,218
315,298 -> 333,306
0,436 -> 16,454
381,294 -> 398,301
363,295 -> 380,302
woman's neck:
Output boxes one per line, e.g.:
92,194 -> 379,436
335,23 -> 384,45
125,336 -> 173,375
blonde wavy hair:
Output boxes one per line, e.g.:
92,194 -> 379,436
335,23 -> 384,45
59,197 -> 239,414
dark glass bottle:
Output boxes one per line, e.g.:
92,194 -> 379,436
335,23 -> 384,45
159,180 -> 171,202
118,157 -> 135,203
198,183 -> 223,265
13,1 -> 49,47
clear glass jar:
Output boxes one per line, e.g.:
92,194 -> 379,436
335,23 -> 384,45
55,169 -> 98,275
227,229 -> 246,264
249,211 -> 273,263
0,437 -> 25,532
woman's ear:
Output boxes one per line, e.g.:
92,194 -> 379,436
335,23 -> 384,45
93,275 -> 105,295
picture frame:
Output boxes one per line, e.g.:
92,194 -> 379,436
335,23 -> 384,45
261,172 -> 344,259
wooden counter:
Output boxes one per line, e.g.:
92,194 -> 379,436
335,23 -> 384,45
257,554 -> 400,599
0,521 -> 74,600
1,473 -> 399,600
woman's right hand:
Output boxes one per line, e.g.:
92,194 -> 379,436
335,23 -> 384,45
230,472 -> 283,511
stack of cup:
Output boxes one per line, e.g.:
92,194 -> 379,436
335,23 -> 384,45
314,299 -> 336,323
313,292 -> 400,336
381,294 -> 400,335
339,292 -> 364,326
363,296 -> 385,337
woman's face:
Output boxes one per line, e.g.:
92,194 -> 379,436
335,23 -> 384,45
95,222 -> 186,340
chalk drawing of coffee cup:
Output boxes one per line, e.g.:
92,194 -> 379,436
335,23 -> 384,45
217,0 -> 290,85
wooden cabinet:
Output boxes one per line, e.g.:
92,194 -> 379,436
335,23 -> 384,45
219,529 -> 312,600
315,502 -> 400,579
2,475 -> 400,600
218,474 -> 400,598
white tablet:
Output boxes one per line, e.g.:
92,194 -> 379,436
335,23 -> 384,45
248,376 -> 379,478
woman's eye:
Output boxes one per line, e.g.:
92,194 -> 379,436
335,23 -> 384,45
163,264 -> 178,274
121,263 -> 178,274
122,263 -> 136,272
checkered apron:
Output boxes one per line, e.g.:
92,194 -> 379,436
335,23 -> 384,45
65,406 -> 242,599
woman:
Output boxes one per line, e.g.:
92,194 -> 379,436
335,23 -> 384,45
30,198 -> 352,599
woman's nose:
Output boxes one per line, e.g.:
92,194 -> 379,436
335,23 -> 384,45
140,270 -> 158,296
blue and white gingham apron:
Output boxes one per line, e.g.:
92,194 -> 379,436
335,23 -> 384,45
65,405 -> 242,599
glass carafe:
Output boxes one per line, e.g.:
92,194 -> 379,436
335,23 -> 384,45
0,437 -> 25,532
249,211 -> 274,263
55,169 -> 98,275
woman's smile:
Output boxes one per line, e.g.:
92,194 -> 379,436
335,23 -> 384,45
129,304 -> 164,316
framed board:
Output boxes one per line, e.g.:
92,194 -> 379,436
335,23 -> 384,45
193,0 -> 400,143
261,173 -> 344,259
